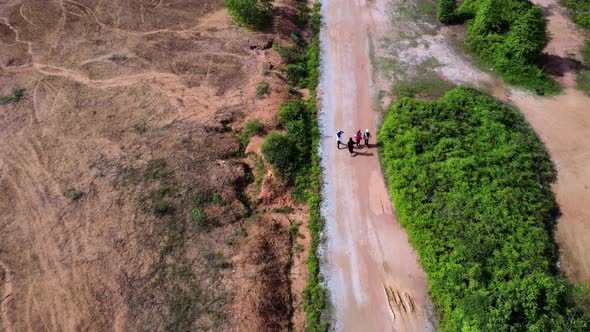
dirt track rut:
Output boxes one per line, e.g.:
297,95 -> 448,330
318,0 -> 436,330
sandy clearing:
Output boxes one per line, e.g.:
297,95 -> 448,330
318,0 -> 436,330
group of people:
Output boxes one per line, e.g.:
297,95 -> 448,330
336,129 -> 371,156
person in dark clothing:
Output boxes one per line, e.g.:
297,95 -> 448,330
347,137 -> 355,156
364,129 -> 371,147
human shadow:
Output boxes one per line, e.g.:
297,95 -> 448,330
539,53 -> 583,79
363,142 -> 381,149
353,151 -> 374,157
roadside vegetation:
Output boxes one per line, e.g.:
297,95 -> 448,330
379,87 -> 590,330
561,1 -> 590,95
240,118 -> 265,153
261,2 -> 328,330
224,0 -> 272,29
562,0 -> 590,28
437,0 -> 560,95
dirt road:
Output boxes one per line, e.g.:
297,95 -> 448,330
318,0 -> 436,330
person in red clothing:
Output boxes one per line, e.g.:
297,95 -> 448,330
355,130 -> 362,147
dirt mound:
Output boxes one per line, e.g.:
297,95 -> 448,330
0,0 -> 304,330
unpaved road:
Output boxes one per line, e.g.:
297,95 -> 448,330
318,0 -> 435,330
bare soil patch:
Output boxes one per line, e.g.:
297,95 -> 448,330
0,0 -> 306,330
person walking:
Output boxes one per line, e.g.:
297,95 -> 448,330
355,130 -> 362,147
364,129 -> 371,147
347,137 -> 355,156
336,129 -> 344,149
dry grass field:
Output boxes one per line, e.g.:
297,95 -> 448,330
0,0 -> 308,330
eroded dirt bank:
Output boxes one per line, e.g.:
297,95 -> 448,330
318,0 -> 435,330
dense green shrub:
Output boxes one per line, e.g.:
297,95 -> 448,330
274,31 -> 319,88
437,0 -> 457,23
243,118 -> 264,136
576,70 -> 590,95
261,132 -> 299,177
446,0 -> 560,94
562,0 -> 590,29
379,87 -> 589,331
279,98 -> 307,124
262,99 -> 312,181
224,0 -> 272,29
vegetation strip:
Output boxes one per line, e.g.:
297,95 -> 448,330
378,88 -> 589,330
561,0 -> 590,95
438,0 -> 560,94
259,2 -> 327,330
561,0 -> 590,29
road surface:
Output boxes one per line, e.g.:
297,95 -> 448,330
318,0 -> 436,330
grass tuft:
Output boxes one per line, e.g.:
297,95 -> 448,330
256,81 -> 270,98
0,88 -> 26,105
109,54 -> 128,61
64,188 -> 84,201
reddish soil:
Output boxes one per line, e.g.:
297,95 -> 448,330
0,0 -> 307,330
319,0 -> 435,330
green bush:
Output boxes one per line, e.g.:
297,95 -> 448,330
279,99 -> 307,124
262,99 -> 313,182
562,0 -> 590,29
437,0 -> 457,23
261,132 -> 299,177
379,87 -> 589,330
224,0 -> 272,29
576,70 -> 590,95
273,32 -> 319,88
273,44 -> 303,64
280,64 -> 307,86
243,119 -> 265,136
449,0 -> 560,94
582,40 -> 590,67
240,119 -> 265,152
